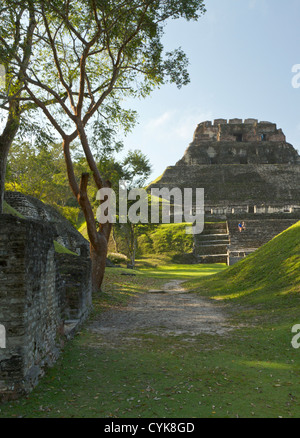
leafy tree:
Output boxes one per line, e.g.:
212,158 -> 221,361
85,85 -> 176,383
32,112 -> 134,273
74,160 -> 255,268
0,0 -> 37,213
1,0 -> 206,291
6,142 -> 64,200
5,141 -> 83,224
112,150 -> 152,268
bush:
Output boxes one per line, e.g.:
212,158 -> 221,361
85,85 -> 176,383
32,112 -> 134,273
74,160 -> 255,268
137,223 -> 194,256
108,252 -> 129,265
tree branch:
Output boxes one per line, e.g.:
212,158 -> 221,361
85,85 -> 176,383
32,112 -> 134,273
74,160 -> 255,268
40,2 -> 76,111
78,172 -> 99,248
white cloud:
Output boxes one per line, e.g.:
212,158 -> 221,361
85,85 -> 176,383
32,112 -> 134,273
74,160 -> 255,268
145,110 -> 177,130
249,0 -> 257,9
248,0 -> 268,13
123,107 -> 214,179
145,108 -> 213,143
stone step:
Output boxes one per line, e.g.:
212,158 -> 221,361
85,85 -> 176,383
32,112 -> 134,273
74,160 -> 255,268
196,245 -> 228,255
195,239 -> 230,245
197,254 -> 228,264
194,221 -> 230,264
201,229 -> 228,235
227,219 -> 298,253
203,222 -> 228,230
198,243 -> 229,247
195,233 -> 230,240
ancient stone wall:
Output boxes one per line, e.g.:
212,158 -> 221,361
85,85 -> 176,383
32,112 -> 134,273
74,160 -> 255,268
0,216 -> 63,400
193,119 -> 286,144
0,215 -> 92,401
56,253 -> 92,323
4,191 -> 89,255
177,119 -> 299,166
227,218 -> 298,254
150,164 -> 300,207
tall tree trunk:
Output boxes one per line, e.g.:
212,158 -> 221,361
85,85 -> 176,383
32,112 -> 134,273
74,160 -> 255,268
112,225 -> 119,253
89,222 -> 112,291
78,175 -> 112,292
63,129 -> 114,292
130,224 -> 137,268
0,105 -> 20,214
0,144 -> 9,214
72,168 -> 112,292
90,231 -> 108,292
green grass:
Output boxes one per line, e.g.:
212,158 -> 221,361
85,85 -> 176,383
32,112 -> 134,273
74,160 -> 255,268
3,200 -> 25,218
53,241 -> 78,256
184,220 -> 300,320
1,222 -> 300,418
78,221 -> 89,241
138,262 -> 226,279
3,329 -> 299,418
101,261 -> 226,292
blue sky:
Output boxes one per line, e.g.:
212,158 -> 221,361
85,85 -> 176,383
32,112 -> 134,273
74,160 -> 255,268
122,0 -> 300,182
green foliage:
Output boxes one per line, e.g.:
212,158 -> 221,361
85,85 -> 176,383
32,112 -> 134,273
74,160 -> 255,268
5,138 -> 153,230
137,232 -> 154,255
137,223 -> 194,256
1,0 -> 207,262
5,141 -> 84,225
0,0 -> 206,138
2,200 -> 24,218
122,150 -> 152,188
6,142 -> 71,200
53,240 -> 78,256
107,252 -> 129,265
54,205 -> 82,228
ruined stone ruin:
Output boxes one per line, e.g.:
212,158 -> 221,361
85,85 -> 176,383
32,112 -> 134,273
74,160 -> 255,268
148,118 -> 300,264
0,193 -> 92,401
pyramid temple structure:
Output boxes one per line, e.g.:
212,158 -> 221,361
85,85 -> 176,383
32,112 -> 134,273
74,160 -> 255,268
148,118 -> 300,264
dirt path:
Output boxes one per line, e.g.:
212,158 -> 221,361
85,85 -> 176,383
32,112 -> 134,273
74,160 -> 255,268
88,280 -> 232,344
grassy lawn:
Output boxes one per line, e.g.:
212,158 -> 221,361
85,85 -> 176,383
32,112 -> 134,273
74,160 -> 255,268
0,222 -> 299,418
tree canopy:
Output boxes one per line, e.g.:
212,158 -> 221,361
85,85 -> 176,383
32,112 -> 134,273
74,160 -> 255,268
0,0 -> 206,290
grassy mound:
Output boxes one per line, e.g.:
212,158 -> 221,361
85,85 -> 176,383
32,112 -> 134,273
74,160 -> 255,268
189,222 -> 300,307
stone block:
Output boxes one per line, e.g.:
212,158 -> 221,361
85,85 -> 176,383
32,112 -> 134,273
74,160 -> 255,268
214,119 -> 227,125
229,118 -> 243,124
244,118 -> 258,124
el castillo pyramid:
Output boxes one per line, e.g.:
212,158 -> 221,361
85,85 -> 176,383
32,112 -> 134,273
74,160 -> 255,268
148,118 -> 300,264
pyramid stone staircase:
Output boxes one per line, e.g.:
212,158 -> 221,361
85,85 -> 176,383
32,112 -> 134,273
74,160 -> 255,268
193,222 -> 229,264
